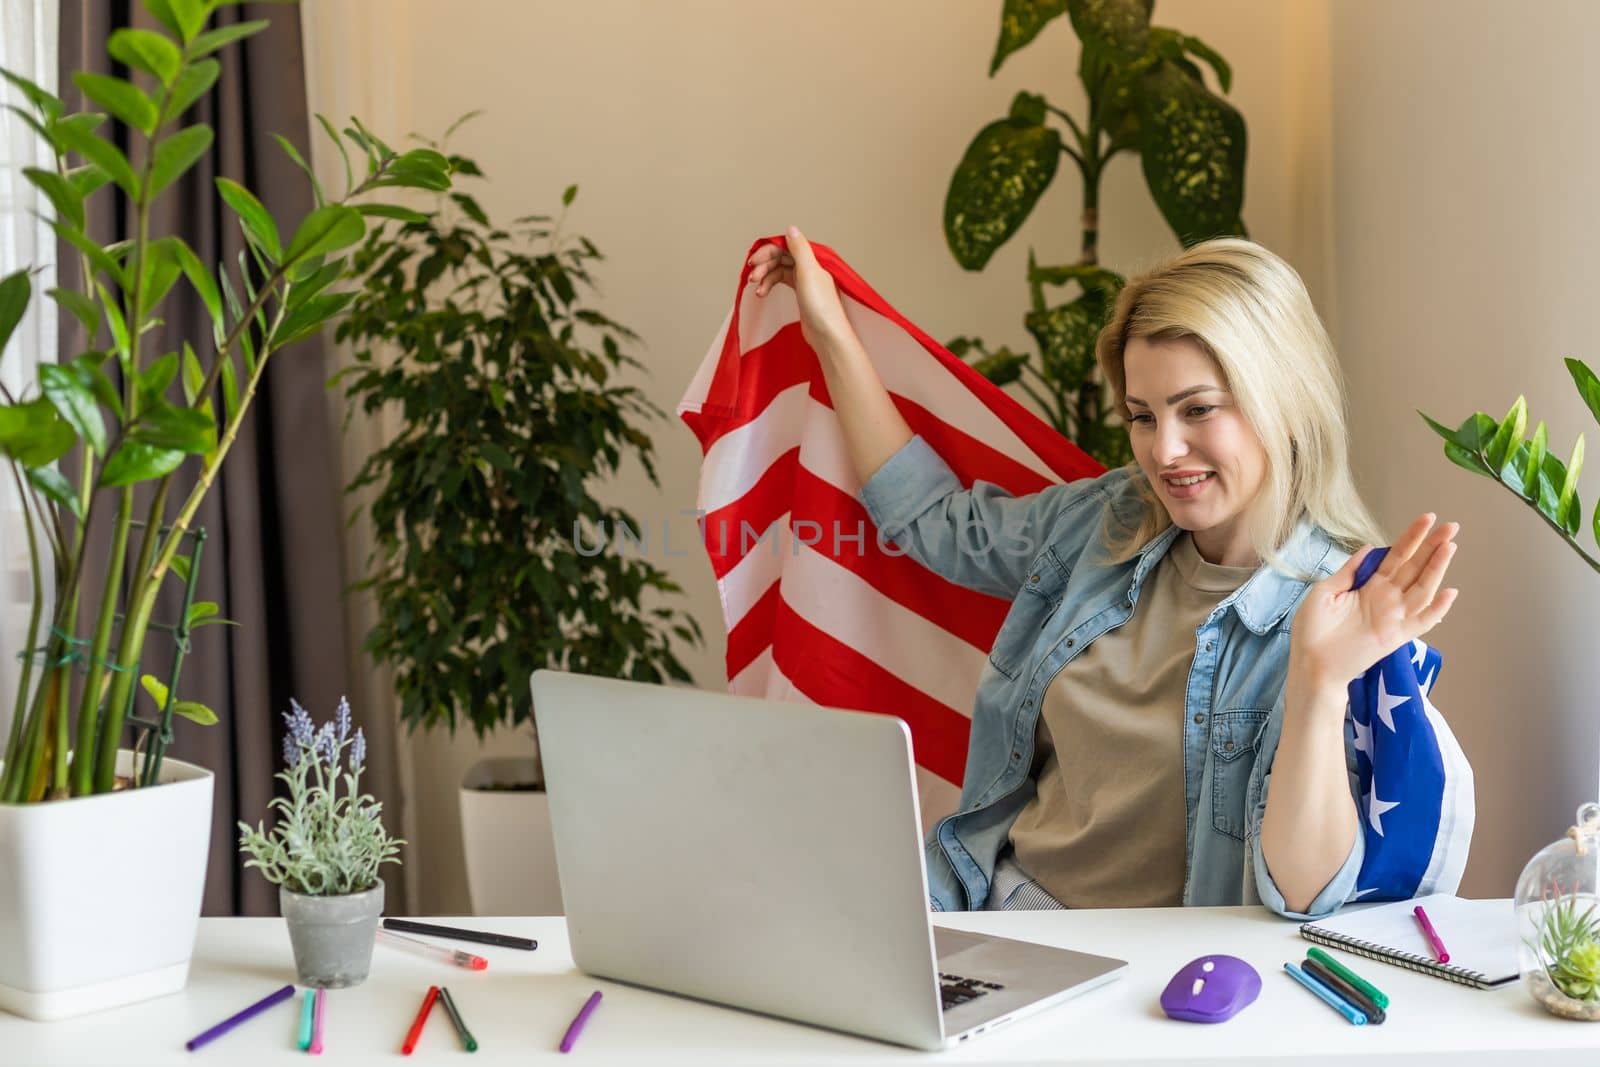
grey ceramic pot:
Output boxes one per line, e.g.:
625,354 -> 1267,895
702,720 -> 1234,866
280,880 -> 384,988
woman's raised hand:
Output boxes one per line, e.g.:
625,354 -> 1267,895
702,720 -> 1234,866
747,226 -> 856,352
1290,513 -> 1461,691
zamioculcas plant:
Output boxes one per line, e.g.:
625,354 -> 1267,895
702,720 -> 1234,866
943,0 -> 1248,467
0,2 -> 455,803
1420,358 -> 1600,575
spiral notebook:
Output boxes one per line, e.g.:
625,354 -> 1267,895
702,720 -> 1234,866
1298,894 -> 1519,989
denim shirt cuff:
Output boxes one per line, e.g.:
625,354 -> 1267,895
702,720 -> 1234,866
1253,827 -> 1365,921
858,435 -> 963,533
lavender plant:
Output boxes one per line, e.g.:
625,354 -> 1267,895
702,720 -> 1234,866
237,699 -> 402,897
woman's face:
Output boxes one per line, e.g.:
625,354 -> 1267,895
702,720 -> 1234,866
1123,335 -> 1268,567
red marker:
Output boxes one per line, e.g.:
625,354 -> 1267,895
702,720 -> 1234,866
402,985 -> 439,1055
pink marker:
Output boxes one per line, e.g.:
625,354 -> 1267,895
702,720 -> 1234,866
309,987 -> 326,1054
1414,904 -> 1450,963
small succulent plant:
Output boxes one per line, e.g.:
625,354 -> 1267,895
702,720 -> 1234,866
237,698 -> 402,896
1530,882 -> 1600,1001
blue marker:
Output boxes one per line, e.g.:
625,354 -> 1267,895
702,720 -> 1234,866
1284,962 -> 1367,1025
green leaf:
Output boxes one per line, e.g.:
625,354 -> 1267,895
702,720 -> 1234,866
140,0 -> 184,40
1136,60 -> 1247,246
185,600 -> 219,627
0,397 -> 76,466
1451,411 -> 1499,453
26,465 -> 82,519
107,28 -> 182,86
23,167 -> 85,229
0,68 -> 64,122
54,119 -> 139,199
166,59 -> 219,121
1443,442 -> 1491,476
132,400 -> 213,454
990,0 -> 1071,75
72,73 -> 158,136
357,203 -> 429,224
65,161 -> 111,200
148,125 -> 213,199
218,347 -> 240,422
272,132 -> 323,206
1065,0 -> 1153,59
1567,358 -> 1600,430
170,236 -> 222,332
562,183 -> 578,206
1559,434 -> 1585,533
73,352 -> 123,419
169,553 -> 191,584
142,351 -> 180,398
1181,33 -> 1232,94
142,236 -> 185,310
164,0 -> 207,44
172,700 -> 218,725
315,114 -> 353,194
101,440 -> 186,486
139,673 -> 171,709
49,287 -> 100,336
0,270 -> 30,358
1418,411 -> 1456,444
972,348 -> 1029,386
40,362 -> 107,456
187,19 -> 269,58
284,204 -> 364,263
943,113 -> 1062,270
1025,291 -> 1107,383
1485,395 -> 1527,472
180,342 -> 205,407
272,290 -> 355,348
215,177 -> 281,259
1027,261 -> 1124,296
1523,421 -> 1548,500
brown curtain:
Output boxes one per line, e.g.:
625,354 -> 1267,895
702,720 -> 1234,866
58,1 -> 406,916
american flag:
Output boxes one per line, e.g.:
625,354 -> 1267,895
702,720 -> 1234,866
1345,549 -> 1475,898
677,235 -> 1102,828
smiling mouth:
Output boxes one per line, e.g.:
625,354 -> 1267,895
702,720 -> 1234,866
1163,473 -> 1215,487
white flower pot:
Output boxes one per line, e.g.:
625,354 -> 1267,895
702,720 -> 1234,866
459,757 -> 562,915
0,750 -> 213,1020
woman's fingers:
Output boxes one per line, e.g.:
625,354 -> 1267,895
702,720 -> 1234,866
1415,586 -> 1460,633
1392,520 -> 1458,591
1402,538 -> 1457,614
1377,513 -> 1437,578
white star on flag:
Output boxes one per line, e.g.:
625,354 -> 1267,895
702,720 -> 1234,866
1366,784 -> 1400,836
1375,671 -> 1409,732
1352,714 -> 1373,757
1411,639 -> 1427,669
1421,666 -> 1436,694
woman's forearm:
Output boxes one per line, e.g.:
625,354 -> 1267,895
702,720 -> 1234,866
1259,660 -> 1359,914
813,330 -> 913,485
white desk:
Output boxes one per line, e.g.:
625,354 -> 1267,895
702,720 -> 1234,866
4,906 -> 1598,1065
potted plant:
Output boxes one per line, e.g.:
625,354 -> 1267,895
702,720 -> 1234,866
0,6 -> 451,1018
1423,366 -> 1600,1018
941,0 -> 1248,467
333,136 -> 701,914
238,698 -> 401,988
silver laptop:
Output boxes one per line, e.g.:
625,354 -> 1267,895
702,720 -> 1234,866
530,669 -> 1127,1051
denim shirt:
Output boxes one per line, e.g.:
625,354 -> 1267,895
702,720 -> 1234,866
858,436 -> 1366,920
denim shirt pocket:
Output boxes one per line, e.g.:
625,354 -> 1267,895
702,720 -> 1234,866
986,549 -> 1069,680
1209,707 -> 1271,841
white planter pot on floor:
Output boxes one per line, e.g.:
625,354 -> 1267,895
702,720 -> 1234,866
0,750 -> 213,1020
459,757 -> 562,916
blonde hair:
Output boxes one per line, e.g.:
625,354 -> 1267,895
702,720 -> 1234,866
1094,238 -> 1385,575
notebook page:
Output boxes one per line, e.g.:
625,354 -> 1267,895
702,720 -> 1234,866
1307,894 -> 1517,980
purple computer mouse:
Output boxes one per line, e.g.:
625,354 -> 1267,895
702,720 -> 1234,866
1159,955 -> 1261,1023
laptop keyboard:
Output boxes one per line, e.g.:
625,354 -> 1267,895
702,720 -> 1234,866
939,972 -> 1005,1011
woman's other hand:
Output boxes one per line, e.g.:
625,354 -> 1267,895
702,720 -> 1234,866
1289,514 -> 1461,691
747,226 -> 855,352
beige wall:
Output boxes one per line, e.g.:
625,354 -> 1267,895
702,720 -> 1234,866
310,0 -> 1578,912
1328,0 -> 1600,896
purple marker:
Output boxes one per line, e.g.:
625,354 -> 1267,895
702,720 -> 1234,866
185,983 -> 296,1051
559,990 -> 603,1053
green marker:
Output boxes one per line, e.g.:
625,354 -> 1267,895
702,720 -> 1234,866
297,988 -> 316,1050
438,986 -> 478,1052
1307,947 -> 1390,1009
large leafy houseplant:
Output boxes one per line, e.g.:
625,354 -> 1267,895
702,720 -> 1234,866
334,141 -> 701,761
943,0 -> 1248,467
0,1 -> 455,804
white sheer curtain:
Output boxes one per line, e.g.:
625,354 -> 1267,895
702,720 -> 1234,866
0,0 -> 59,750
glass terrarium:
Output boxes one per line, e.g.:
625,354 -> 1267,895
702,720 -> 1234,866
1516,802 -> 1600,1020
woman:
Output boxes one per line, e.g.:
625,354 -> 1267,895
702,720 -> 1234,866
747,228 -> 1462,920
